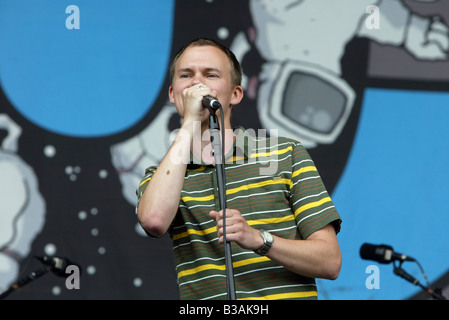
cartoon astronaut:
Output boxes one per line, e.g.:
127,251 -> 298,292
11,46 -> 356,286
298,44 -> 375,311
245,0 -> 448,148
0,114 -> 46,293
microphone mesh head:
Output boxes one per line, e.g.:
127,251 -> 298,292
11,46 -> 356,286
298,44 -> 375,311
360,243 -> 393,264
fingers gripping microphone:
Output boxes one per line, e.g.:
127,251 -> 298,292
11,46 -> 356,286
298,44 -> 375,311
360,243 -> 415,264
202,96 -> 221,111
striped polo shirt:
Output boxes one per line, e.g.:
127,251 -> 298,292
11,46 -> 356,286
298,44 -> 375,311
137,127 -> 341,300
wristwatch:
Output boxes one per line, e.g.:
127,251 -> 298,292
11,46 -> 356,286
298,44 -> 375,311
254,229 -> 273,256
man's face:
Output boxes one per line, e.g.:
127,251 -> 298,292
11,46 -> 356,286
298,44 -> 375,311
169,45 -> 240,120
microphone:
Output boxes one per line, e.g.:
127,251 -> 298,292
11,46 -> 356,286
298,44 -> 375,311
360,243 -> 415,264
202,96 -> 221,110
35,255 -> 81,277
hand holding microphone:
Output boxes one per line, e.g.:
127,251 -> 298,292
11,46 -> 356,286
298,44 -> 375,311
181,84 -> 221,122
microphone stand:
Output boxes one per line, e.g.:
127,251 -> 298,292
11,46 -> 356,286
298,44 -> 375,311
208,107 -> 236,300
393,261 -> 447,300
0,267 -> 49,299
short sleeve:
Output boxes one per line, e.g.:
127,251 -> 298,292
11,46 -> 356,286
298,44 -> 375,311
289,141 -> 341,239
136,166 -> 158,206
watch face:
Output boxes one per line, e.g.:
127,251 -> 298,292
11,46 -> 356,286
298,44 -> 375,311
262,230 -> 273,243
255,230 -> 273,256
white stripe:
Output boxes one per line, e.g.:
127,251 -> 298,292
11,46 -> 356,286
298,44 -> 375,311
227,190 -> 288,203
252,139 -> 296,150
172,219 -> 215,231
176,256 -> 225,269
292,175 -> 321,187
236,283 -> 316,295
296,205 -> 336,226
225,153 -> 292,171
234,265 -> 284,277
173,238 -> 216,249
225,169 -> 294,187
179,273 -> 226,287
182,187 -> 214,195
184,170 -> 212,179
201,292 -> 228,300
292,159 -> 315,167
242,207 -> 291,218
179,203 -> 215,210
269,225 -> 297,233
292,190 -> 328,207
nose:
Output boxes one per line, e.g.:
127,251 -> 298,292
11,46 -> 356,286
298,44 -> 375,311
190,73 -> 204,87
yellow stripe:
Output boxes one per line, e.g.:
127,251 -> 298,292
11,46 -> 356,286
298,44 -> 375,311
233,256 -> 269,268
181,194 -> 214,202
139,176 -> 151,187
178,256 -> 270,279
172,225 -> 216,241
226,178 -> 292,196
228,156 -> 246,162
178,263 -> 226,278
294,196 -> 332,218
292,166 -> 317,178
248,215 -> 294,226
187,166 -> 207,172
250,145 -> 293,158
239,290 -> 318,300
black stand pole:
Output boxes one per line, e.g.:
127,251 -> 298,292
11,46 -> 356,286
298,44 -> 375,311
393,262 -> 447,300
209,109 -> 236,300
0,267 -> 49,300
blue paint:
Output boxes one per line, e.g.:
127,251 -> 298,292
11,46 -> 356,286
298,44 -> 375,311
0,1 -> 174,137
320,88 -> 449,300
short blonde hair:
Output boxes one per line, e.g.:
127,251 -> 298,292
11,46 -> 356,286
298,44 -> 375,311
169,38 -> 242,88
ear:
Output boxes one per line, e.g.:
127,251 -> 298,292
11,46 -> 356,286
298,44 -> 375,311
169,86 -> 175,104
230,85 -> 244,106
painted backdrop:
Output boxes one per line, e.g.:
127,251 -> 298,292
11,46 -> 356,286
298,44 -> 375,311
1,0 -> 448,300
